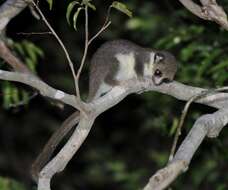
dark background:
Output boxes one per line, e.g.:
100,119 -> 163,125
0,0 -> 228,189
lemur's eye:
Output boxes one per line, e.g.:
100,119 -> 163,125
154,53 -> 164,63
154,69 -> 162,77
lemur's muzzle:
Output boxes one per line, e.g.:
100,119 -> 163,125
152,76 -> 163,86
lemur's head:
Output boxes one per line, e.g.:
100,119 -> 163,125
152,51 -> 177,86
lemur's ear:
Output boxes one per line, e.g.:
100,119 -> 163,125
154,53 -> 164,63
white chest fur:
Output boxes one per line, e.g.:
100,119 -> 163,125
143,52 -> 155,77
115,52 -> 137,81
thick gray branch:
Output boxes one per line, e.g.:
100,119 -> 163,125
89,80 -> 228,113
1,71 -> 227,111
178,0 -> 207,19
36,78 -> 228,190
1,69 -> 228,190
1,69 -> 226,190
147,81 -> 228,109
0,0 -> 226,189
178,0 -> 228,30
143,160 -> 187,190
143,108 -> 228,190
0,0 -> 29,31
38,115 -> 95,190
174,108 -> 228,162
0,70 -> 82,109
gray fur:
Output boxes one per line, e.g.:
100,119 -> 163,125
31,40 -> 177,177
88,40 -> 178,101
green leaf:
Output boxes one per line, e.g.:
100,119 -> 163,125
2,82 -> 12,109
10,40 -> 43,76
73,7 -> 83,30
180,43 -> 198,61
13,43 -> 25,56
24,43 -> 38,63
21,90 -> 29,105
66,1 -> 80,25
0,177 -> 26,190
196,49 -> 221,78
31,44 -> 44,58
22,42 -> 44,64
2,83 -> 21,108
111,1 -> 132,17
215,70 -> 228,86
25,57 -> 36,72
209,59 -> 228,73
216,184 -> 227,190
47,0 -> 53,10
169,118 -> 179,136
11,87 -> 19,104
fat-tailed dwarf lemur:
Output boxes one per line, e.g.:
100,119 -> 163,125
31,40 -> 178,180
88,39 -> 177,100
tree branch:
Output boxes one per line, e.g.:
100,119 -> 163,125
38,114 -> 95,190
147,81 -> 228,109
0,40 -> 32,73
35,78 -> 228,190
169,86 -> 228,161
178,0 -> 207,19
76,5 -> 89,100
0,0 -> 29,32
1,1 -> 228,189
0,50 -> 227,190
178,0 -> 228,30
31,1 -> 78,96
143,107 -> 228,190
143,160 -> 187,190
0,69 -> 83,109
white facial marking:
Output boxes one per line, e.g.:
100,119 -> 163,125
115,52 -> 137,81
144,52 -> 155,77
54,90 -> 65,99
0,70 -> 3,74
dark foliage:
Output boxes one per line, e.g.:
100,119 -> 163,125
0,0 -> 228,190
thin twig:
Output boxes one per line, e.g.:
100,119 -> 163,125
16,31 -> 52,35
75,5 -> 89,100
31,1 -> 78,96
8,91 -> 38,108
0,69 -> 81,108
76,5 -> 112,98
169,86 -> 228,161
88,6 -> 112,46
88,21 -> 111,46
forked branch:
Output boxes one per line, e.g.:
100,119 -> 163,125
0,69 -> 82,109
36,78 -> 228,190
75,5 -> 89,100
144,108 -> 228,190
30,1 -> 78,96
169,86 -> 228,161
178,0 -> 228,30
1,1 -> 228,190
